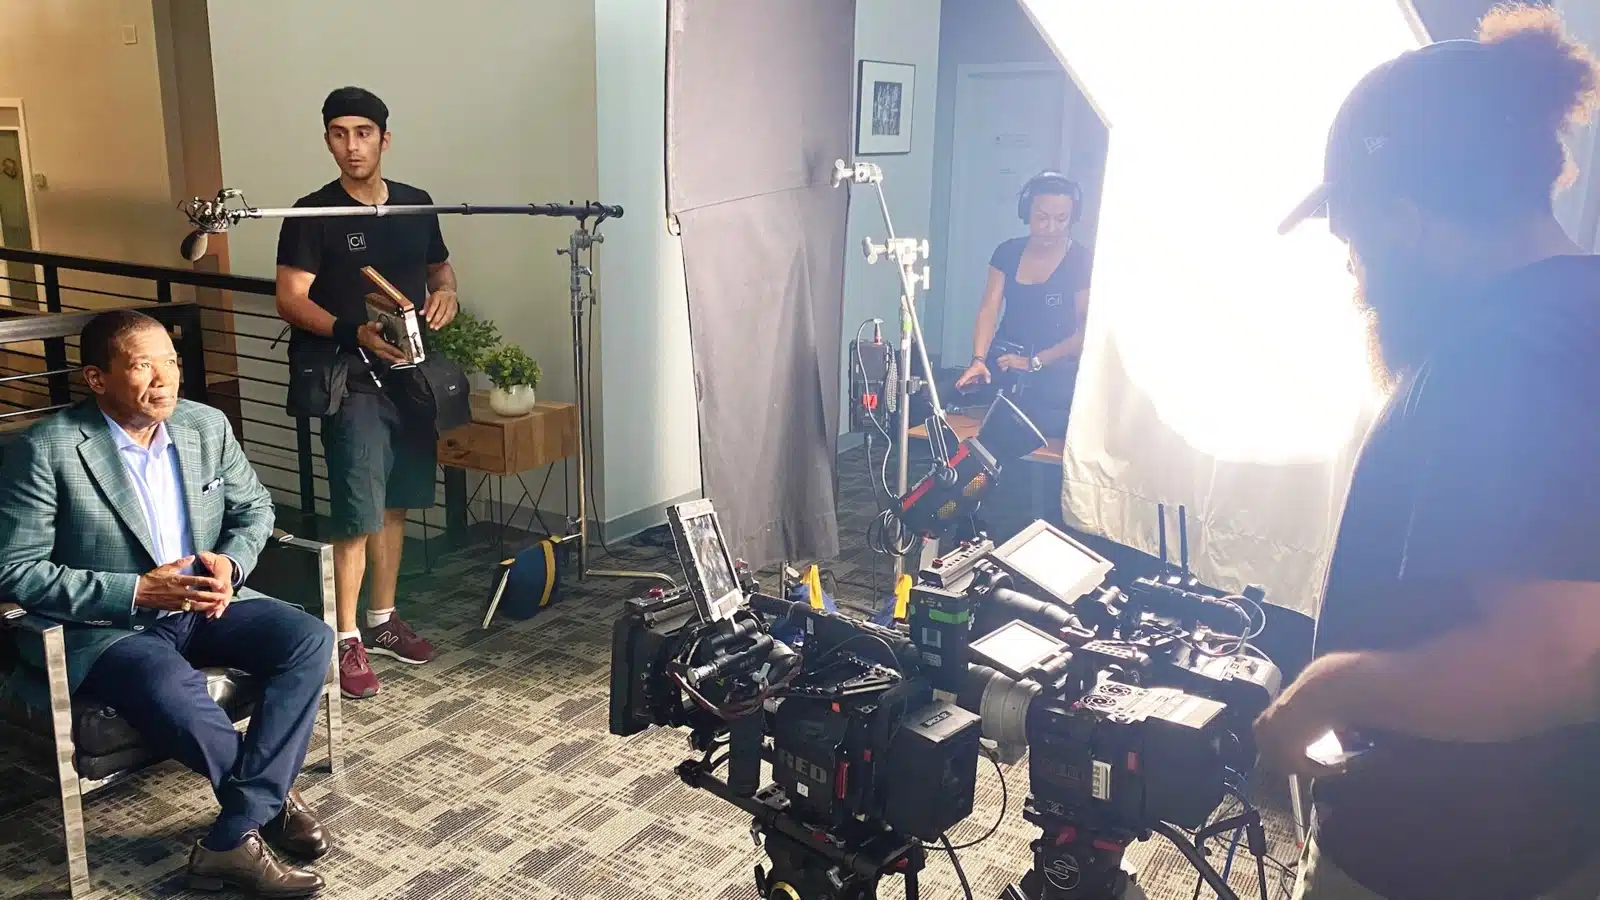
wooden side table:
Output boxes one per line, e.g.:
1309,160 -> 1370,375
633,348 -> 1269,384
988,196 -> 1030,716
437,392 -> 578,553
439,392 -> 578,475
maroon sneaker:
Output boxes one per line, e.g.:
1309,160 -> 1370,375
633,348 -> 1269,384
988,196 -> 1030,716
338,638 -> 380,700
365,616 -> 436,665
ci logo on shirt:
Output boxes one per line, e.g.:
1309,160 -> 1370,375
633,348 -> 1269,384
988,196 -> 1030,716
347,233 -> 368,252
1045,292 -> 1063,307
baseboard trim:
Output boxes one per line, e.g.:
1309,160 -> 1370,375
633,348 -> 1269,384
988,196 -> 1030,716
601,488 -> 704,543
480,486 -> 703,548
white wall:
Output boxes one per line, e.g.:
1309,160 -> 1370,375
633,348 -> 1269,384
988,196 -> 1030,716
593,0 -> 703,527
207,0 -> 600,523
840,0 -> 943,435
0,0 -> 184,267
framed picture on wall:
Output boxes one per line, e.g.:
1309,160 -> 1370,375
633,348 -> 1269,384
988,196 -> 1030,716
856,60 -> 916,155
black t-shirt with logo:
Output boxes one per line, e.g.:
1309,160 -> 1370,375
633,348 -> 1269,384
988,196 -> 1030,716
988,237 -> 1091,352
1312,255 -> 1600,900
275,179 -> 449,389
987,237 -> 1091,407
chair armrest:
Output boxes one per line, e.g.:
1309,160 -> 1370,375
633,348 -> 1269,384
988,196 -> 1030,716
0,603 -> 73,732
246,531 -> 336,631
0,602 -> 66,639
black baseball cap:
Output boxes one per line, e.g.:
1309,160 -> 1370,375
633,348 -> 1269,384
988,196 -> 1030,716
1279,39 -> 1521,234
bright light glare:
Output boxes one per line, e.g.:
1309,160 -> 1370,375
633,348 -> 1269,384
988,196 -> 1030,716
1021,2 -> 1420,464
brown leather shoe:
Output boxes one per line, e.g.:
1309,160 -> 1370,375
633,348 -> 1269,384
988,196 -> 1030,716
261,788 -> 331,859
187,831 -> 324,897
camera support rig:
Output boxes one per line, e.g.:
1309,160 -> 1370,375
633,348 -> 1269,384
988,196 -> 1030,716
1002,797 -> 1266,900
678,759 -> 927,900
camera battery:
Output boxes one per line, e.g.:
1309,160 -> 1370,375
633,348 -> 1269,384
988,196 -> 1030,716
908,585 -> 973,693
882,699 -> 983,841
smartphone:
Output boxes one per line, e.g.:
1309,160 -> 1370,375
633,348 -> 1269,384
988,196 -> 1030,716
1305,730 -> 1374,770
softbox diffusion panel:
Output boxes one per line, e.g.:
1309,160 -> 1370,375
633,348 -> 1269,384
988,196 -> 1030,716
1020,1 -> 1415,619
667,0 -> 854,568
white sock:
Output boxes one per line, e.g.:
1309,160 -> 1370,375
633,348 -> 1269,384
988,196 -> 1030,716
366,609 -> 394,628
337,630 -> 361,643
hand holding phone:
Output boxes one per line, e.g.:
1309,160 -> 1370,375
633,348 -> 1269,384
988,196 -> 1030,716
1305,730 -> 1374,771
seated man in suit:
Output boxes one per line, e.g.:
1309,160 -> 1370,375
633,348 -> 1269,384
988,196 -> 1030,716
0,310 -> 334,897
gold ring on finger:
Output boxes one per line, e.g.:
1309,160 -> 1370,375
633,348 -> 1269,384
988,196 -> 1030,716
182,599 -> 193,613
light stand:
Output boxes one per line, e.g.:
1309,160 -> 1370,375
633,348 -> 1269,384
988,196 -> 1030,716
556,225 -> 675,585
834,160 -> 954,581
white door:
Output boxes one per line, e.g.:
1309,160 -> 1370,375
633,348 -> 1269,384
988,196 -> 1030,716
941,65 -> 1068,363
0,101 -> 43,308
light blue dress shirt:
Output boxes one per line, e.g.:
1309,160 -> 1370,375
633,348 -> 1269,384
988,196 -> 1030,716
103,412 -> 238,617
104,412 -> 195,570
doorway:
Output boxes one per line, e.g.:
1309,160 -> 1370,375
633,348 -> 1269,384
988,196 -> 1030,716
939,63 -> 1071,362
0,100 -> 42,307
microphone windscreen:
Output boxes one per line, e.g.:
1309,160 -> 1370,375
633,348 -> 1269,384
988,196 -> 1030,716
180,230 -> 209,262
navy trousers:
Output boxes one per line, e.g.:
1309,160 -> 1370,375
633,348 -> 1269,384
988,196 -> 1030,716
78,597 -> 333,849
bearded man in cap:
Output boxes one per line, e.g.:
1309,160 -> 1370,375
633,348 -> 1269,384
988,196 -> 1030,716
1259,5 -> 1600,899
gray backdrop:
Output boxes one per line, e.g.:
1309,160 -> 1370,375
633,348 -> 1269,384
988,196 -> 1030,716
666,0 -> 855,567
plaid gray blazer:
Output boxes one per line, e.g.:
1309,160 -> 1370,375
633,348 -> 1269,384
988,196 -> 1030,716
0,399 -> 275,693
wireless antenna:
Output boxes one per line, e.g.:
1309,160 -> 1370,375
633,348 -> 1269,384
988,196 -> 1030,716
1178,504 -> 1190,575
1157,503 -> 1169,570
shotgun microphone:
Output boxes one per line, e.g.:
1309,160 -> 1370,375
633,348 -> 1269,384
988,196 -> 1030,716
180,230 -> 211,262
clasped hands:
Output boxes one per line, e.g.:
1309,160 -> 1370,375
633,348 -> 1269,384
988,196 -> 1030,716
134,552 -> 234,619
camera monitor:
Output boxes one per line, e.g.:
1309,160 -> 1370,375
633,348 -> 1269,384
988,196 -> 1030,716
992,519 -> 1114,607
666,499 -> 745,623
969,619 -> 1069,682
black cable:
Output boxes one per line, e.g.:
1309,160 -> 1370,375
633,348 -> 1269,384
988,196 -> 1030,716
945,753 -> 1006,850
937,835 -> 976,900
815,633 -> 902,670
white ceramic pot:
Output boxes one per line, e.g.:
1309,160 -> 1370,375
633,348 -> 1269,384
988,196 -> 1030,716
488,384 -> 537,417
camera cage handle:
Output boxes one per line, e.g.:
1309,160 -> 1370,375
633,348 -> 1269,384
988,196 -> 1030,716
360,265 -> 417,312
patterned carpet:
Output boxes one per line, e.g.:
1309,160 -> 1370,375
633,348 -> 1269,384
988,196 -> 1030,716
0,447 -> 1303,900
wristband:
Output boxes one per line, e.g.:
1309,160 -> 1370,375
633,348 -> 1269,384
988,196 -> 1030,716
332,318 -> 363,354
972,355 -> 987,365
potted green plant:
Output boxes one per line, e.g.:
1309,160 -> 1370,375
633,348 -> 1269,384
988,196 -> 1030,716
483,344 -> 542,417
423,311 -> 501,377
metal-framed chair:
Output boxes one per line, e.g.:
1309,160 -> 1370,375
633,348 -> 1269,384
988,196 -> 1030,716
0,529 -> 343,898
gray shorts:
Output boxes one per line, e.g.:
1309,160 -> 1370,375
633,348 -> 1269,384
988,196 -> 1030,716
321,389 -> 437,538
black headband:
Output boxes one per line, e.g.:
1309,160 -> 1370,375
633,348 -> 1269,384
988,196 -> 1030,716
322,88 -> 389,132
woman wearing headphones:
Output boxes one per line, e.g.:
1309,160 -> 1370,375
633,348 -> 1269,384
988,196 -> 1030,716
953,171 -> 1092,435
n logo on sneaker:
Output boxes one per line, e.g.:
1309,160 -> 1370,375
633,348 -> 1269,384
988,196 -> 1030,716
375,631 -> 400,648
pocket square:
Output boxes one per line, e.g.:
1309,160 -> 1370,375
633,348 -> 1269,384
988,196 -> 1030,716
202,477 -> 223,494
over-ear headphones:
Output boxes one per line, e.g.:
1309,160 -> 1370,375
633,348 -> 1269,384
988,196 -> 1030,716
1017,171 -> 1082,225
